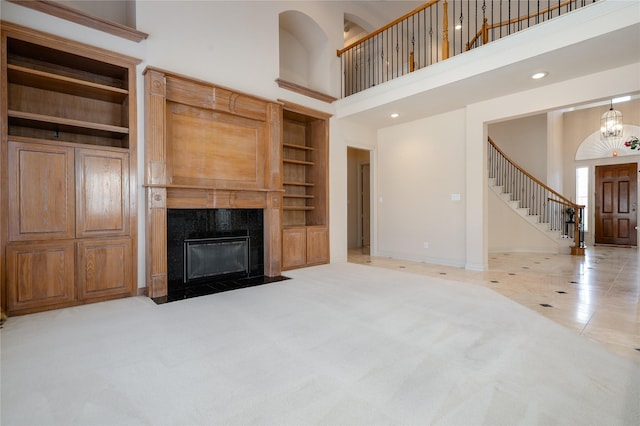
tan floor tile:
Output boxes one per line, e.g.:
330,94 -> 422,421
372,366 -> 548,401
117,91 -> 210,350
348,246 -> 640,365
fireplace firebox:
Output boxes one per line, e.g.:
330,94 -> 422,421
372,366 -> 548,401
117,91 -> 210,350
167,209 -> 264,285
184,235 -> 250,283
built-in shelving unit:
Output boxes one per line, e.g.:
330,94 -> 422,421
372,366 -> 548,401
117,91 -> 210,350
1,22 -> 140,316
5,35 -> 131,148
281,103 -> 330,270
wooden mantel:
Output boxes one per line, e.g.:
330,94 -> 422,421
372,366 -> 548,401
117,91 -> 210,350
143,67 -> 283,299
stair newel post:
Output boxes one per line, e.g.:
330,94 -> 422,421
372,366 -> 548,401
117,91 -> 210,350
571,206 -> 585,255
442,0 -> 450,60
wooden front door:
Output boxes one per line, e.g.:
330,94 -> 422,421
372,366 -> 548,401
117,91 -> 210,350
595,163 -> 638,246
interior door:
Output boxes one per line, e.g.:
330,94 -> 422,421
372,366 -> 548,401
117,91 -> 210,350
595,163 -> 638,246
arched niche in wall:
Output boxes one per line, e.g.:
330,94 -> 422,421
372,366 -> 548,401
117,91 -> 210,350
279,10 -> 330,95
343,13 -> 372,47
575,125 -> 640,160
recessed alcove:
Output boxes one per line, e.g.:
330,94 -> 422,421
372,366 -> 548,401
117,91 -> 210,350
279,10 -> 331,98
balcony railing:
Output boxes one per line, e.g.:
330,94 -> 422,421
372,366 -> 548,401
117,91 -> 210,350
338,0 -> 597,97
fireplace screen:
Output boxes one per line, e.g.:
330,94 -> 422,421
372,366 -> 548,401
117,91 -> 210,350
184,236 -> 250,283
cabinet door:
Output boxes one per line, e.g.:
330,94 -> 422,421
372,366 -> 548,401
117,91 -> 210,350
8,142 -> 75,241
282,227 -> 307,270
77,238 -> 133,301
76,149 -> 129,237
306,226 -> 329,265
6,241 -> 76,313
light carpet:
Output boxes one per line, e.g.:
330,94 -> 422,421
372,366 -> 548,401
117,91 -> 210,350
1,262 -> 639,425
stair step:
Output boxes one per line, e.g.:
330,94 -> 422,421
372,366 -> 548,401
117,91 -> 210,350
525,214 -> 540,224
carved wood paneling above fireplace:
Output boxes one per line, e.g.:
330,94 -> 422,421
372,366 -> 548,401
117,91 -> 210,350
143,67 -> 283,298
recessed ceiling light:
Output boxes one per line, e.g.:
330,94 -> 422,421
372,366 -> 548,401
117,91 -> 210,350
531,72 -> 547,80
455,24 -> 462,30
390,113 -> 399,118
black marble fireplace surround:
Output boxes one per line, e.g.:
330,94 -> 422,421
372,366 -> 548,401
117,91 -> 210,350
163,208 -> 288,302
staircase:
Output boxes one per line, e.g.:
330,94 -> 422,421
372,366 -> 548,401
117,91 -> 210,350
487,137 -> 585,255
488,177 -> 573,253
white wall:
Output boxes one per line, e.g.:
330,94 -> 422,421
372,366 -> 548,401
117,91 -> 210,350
57,0 -> 134,27
488,114 -> 548,183
546,110 -> 564,192
488,189 -> 560,253
279,27 -> 309,86
330,119 -> 377,263
376,109 -> 467,266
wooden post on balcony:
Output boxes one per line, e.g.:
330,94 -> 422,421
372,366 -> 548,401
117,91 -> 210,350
482,18 -> 488,44
442,0 -> 450,60
410,51 -> 415,72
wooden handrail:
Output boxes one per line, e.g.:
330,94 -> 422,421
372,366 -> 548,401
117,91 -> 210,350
467,0 -> 574,50
337,0 -> 441,56
547,198 -> 584,210
466,18 -> 488,50
488,137 -> 578,208
489,0 -> 575,30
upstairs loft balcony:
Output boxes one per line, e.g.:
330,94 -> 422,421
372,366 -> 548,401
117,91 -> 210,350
338,0 -> 599,98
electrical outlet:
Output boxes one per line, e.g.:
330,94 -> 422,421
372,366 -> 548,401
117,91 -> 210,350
423,242 -> 429,249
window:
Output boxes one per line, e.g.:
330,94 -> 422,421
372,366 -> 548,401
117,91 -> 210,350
576,167 -> 589,232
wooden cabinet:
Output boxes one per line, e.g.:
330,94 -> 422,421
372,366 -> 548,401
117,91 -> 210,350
6,241 -> 76,311
306,226 -> 329,265
281,103 -> 330,270
77,238 -> 132,301
282,226 -> 329,269
75,148 -> 129,237
8,141 -> 75,241
282,227 -> 307,269
1,22 -> 139,315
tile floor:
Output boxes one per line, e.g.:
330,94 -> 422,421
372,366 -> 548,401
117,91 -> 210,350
348,246 -> 640,364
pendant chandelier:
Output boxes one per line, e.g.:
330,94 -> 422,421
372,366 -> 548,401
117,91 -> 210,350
600,101 -> 623,143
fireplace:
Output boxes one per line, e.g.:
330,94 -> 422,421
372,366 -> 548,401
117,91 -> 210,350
144,69 -> 284,300
166,209 -> 267,298
184,235 -> 250,283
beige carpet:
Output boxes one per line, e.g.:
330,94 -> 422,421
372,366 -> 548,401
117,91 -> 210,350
1,262 -> 639,425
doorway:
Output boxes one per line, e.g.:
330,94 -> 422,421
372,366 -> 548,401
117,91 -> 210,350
594,162 -> 638,246
347,147 -> 371,254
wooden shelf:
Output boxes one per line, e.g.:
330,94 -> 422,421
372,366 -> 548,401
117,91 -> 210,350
281,102 -> 329,270
284,194 -> 315,199
283,143 -> 315,151
8,64 -> 128,103
8,110 -> 129,138
283,158 -> 315,166
283,181 -> 315,187
283,206 -> 315,211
